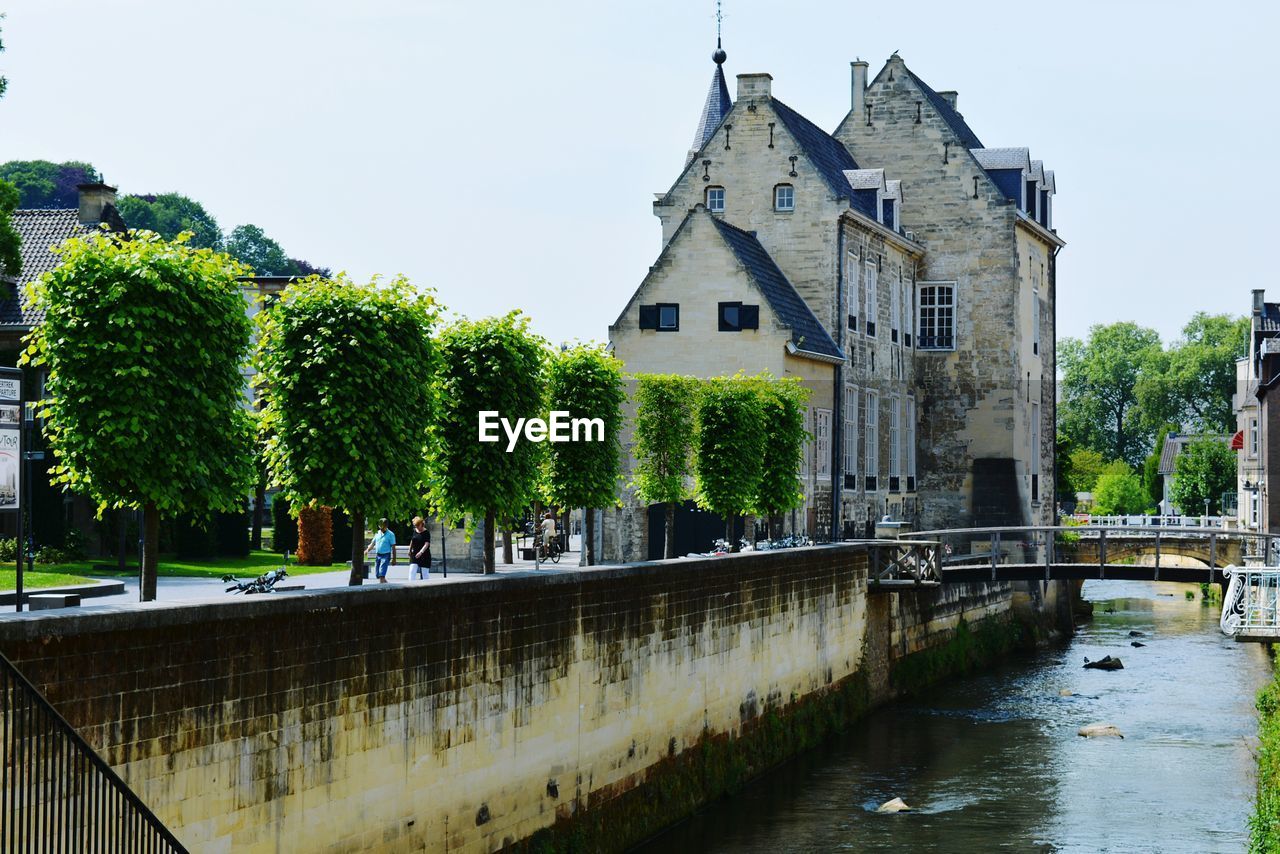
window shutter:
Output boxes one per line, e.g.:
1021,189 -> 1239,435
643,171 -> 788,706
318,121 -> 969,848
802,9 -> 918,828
741,304 -> 759,329
638,305 -> 658,330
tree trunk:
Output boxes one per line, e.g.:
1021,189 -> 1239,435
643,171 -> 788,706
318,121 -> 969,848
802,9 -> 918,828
117,507 -> 128,572
141,502 -> 159,602
483,509 -> 496,574
664,502 -> 676,559
726,517 -> 736,552
250,482 -> 265,550
585,508 -> 596,566
347,510 -> 365,586
502,523 -> 513,564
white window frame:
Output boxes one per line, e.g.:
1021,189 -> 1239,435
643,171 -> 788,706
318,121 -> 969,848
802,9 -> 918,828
1252,492 -> 1261,527
1251,417 -> 1260,458
917,281 -> 956,351
865,261 -> 878,338
889,393 -> 901,482
906,396 -> 917,485
706,186 -> 725,212
865,390 -> 879,488
845,248 -> 859,327
774,184 -> 794,212
844,385 -> 858,486
815,408 -> 832,479
890,268 -> 901,338
801,407 -> 812,479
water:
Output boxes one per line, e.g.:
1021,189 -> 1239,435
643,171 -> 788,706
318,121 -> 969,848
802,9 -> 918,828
637,581 -> 1272,853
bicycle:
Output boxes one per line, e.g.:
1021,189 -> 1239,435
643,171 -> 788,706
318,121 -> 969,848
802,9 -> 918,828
538,534 -> 562,564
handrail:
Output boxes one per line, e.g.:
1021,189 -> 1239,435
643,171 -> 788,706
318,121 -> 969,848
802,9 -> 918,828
1,650 -> 187,851
903,524 -> 1272,540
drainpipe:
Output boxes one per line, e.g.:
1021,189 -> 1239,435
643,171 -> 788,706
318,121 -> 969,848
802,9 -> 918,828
832,222 -> 846,542
1049,242 -> 1061,524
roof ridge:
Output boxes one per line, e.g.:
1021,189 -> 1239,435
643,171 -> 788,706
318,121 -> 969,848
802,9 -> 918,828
901,66 -> 983,150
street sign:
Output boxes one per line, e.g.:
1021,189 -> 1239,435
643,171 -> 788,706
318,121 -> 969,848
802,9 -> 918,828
0,369 -> 20,513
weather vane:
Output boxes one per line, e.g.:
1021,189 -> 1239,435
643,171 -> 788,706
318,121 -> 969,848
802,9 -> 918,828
716,0 -> 723,45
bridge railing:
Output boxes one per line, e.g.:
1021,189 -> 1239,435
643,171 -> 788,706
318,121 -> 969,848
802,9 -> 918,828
0,651 -> 187,851
899,525 -> 1280,579
1222,566 -> 1280,638
1065,514 -> 1236,530
867,539 -> 941,585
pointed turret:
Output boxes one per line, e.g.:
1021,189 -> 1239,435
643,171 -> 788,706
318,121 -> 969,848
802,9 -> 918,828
688,39 -> 732,162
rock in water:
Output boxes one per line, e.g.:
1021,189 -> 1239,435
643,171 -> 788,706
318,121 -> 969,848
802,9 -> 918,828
1083,656 -> 1124,671
877,797 -> 912,813
1129,630 -> 1145,638
1131,641 -> 1145,648
1058,689 -> 1073,697
1078,723 -> 1124,738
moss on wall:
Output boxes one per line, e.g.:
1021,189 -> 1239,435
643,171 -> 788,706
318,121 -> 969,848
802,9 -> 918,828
888,615 -> 1025,695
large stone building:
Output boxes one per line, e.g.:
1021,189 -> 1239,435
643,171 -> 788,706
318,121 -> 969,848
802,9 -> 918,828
1234,289 -> 1280,533
606,47 -> 1062,561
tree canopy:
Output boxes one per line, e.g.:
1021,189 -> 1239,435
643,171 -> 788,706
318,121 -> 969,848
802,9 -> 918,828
225,224 -> 294,276
1059,322 -> 1163,468
694,376 -> 766,548
22,230 -> 256,599
0,178 -> 19,279
1169,437 -> 1236,516
752,377 -> 809,525
1136,313 -> 1248,434
1091,470 -> 1149,516
430,312 -> 546,572
631,374 -> 697,558
116,193 -> 223,250
0,160 -> 98,209
255,274 -> 439,583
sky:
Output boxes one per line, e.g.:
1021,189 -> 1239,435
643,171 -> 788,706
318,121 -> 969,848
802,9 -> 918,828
1,0 -> 1277,349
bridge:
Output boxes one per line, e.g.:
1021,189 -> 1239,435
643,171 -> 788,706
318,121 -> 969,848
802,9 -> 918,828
866,523 -> 1279,587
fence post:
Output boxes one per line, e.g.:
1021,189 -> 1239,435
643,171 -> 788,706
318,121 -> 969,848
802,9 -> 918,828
1099,529 -> 1107,580
1044,528 -> 1052,582
991,531 -> 1001,581
1154,531 -> 1161,582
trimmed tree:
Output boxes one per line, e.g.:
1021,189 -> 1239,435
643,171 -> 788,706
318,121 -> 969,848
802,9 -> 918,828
256,274 -> 439,584
23,230 -> 256,600
543,344 -> 626,565
430,313 -> 546,573
631,374 -> 698,558
1091,470 -> 1148,516
752,377 -> 810,539
694,376 -> 767,551
1170,437 -> 1237,516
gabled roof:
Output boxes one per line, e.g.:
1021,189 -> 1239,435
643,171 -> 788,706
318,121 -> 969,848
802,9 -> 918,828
1,209 -> 88,328
903,67 -> 984,149
710,217 -> 843,360
1030,160 -> 1046,183
884,179 -> 902,202
1159,433 -> 1232,475
1044,170 -> 1056,194
771,98 -> 861,202
844,168 -> 885,191
691,63 -> 733,152
971,147 -> 1032,171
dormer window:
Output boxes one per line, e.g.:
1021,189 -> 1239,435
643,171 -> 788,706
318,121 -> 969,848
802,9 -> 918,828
882,199 -> 896,232
774,184 -> 794,212
1025,180 -> 1038,218
706,186 -> 725,213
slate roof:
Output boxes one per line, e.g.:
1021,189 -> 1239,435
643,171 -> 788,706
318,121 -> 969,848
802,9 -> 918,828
710,217 -> 843,360
771,98 -> 861,203
904,67 -> 984,150
971,147 -> 1031,171
1044,170 -> 1056,193
1030,160 -> 1046,183
0,209 -> 88,327
1159,433 -> 1231,475
844,168 -> 886,191
692,64 -> 733,152
884,179 -> 902,202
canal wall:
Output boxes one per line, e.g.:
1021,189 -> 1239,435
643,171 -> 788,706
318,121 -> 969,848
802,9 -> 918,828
0,546 -> 1068,852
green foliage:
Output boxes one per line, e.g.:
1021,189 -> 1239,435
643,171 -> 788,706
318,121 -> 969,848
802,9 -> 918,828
0,160 -> 98,208
543,344 -> 626,510
257,274 -> 439,521
1136,313 -> 1248,434
1091,469 -> 1148,515
225,224 -> 294,276
0,538 -> 15,562
693,376 -> 766,521
23,230 -> 255,515
1251,655 -> 1280,852
0,17 -> 6,100
753,377 -> 810,517
0,178 -> 19,279
631,374 -> 698,506
115,193 -> 223,250
1170,436 -> 1236,515
1059,322 -> 1163,467
1066,447 -> 1106,495
1143,423 -> 1178,506
429,312 -> 547,523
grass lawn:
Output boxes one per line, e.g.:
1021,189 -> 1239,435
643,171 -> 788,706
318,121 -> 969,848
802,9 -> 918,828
39,550 -> 347,579
0,569 -> 96,592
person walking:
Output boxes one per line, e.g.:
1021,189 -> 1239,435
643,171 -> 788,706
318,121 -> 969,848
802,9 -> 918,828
367,518 -> 396,583
408,515 -> 432,581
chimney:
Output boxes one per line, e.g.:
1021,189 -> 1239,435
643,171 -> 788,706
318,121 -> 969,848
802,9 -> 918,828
736,72 -> 772,101
1254,289 -> 1266,317
850,61 -> 868,120
937,91 -> 959,110
77,182 -> 118,227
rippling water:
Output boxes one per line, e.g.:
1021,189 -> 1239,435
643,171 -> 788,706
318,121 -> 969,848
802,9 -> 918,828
636,581 -> 1272,853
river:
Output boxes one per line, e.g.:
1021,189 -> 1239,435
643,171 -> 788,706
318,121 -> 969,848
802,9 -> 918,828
636,580 -> 1272,853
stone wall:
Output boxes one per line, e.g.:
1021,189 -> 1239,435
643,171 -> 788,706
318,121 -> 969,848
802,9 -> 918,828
0,547 -> 1062,852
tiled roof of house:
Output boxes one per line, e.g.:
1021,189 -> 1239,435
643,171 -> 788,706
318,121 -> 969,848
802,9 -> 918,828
970,147 -> 1032,171
0,209 -> 88,328
1159,433 -> 1231,475
710,217 -> 843,360
691,64 -> 733,152
771,98 -> 861,203
904,67 -> 984,150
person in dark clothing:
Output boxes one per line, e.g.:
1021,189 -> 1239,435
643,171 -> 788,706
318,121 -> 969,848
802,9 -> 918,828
408,515 -> 432,580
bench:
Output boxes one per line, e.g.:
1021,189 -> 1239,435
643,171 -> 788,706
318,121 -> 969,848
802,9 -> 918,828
27,593 -> 81,610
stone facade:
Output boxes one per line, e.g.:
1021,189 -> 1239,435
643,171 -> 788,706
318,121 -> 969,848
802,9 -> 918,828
1237,289 -> 1280,532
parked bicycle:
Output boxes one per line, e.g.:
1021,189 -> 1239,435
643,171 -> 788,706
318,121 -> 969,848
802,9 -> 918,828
223,567 -> 289,594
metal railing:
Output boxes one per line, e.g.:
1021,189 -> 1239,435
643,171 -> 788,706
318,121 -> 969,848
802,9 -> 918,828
868,539 -> 941,584
1065,514 -> 1234,530
1222,566 -> 1280,638
1,652 -> 187,852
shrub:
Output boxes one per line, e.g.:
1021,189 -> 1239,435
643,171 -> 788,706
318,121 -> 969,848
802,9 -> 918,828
296,505 -> 333,565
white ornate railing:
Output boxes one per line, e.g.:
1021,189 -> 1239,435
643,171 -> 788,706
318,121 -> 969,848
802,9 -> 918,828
1068,514 -> 1234,530
1221,565 -> 1280,638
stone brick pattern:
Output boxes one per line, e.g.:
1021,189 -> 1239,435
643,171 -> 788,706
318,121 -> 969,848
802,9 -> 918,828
0,548 -> 1020,852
